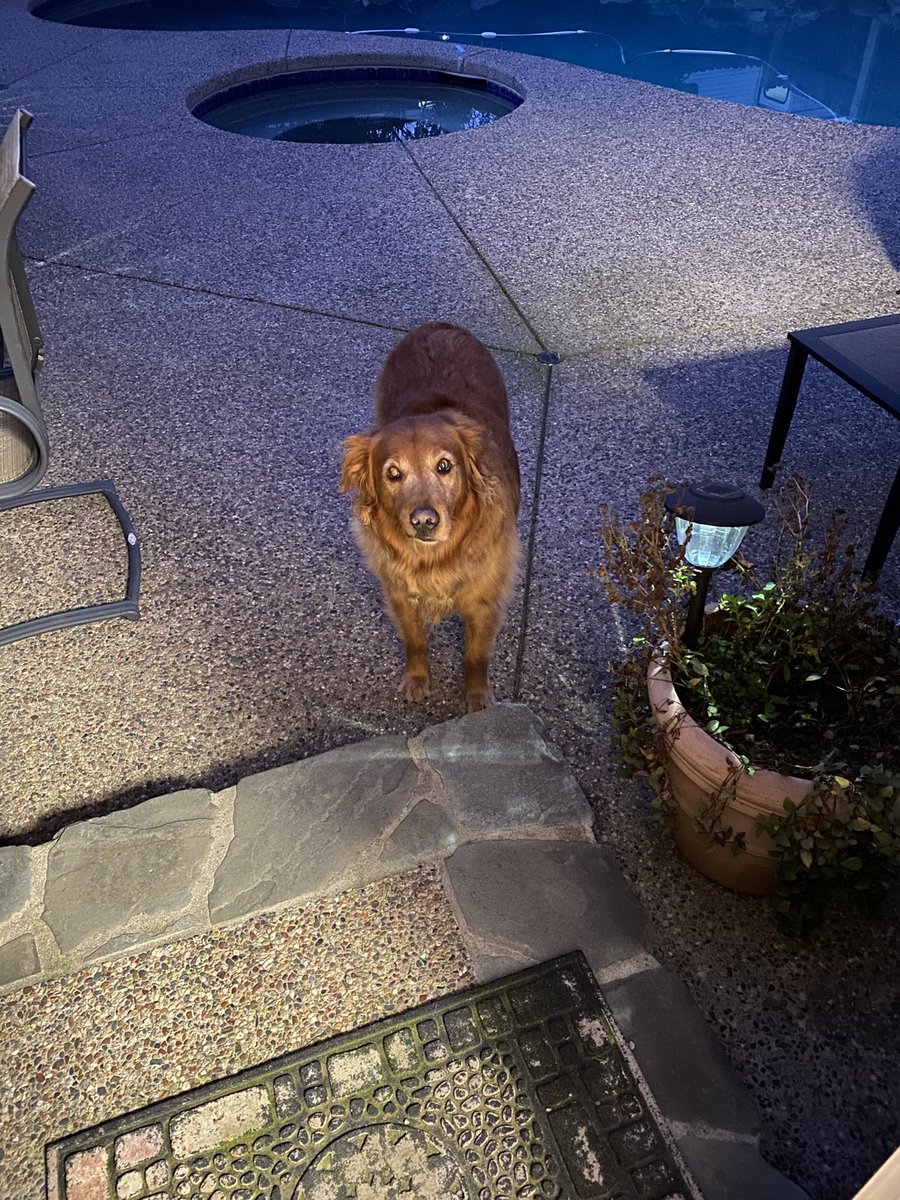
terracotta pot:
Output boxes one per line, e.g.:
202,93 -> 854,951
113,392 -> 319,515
647,656 -> 812,894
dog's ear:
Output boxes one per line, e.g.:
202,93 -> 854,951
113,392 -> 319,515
340,433 -> 376,524
445,414 -> 493,498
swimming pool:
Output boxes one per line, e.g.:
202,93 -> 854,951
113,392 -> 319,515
32,0 -> 900,128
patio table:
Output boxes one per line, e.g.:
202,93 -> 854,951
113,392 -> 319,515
761,314 -> 900,580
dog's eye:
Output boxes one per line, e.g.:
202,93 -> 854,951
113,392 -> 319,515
436,458 -> 452,475
385,465 -> 403,482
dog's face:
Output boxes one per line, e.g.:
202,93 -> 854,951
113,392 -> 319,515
341,413 -> 484,545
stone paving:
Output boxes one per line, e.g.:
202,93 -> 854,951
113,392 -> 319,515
1,705 -> 592,985
3,705 -> 808,1199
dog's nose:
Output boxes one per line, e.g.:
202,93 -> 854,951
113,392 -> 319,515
410,507 -> 440,534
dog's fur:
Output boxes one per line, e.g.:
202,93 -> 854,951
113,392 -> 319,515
340,323 -> 520,711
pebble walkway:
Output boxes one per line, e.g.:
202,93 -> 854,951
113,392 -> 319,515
0,866 -> 471,1200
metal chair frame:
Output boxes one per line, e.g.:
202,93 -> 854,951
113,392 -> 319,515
0,108 -> 49,498
0,110 -> 141,645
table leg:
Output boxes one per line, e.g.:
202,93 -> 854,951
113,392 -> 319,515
761,341 -> 808,489
862,464 -> 900,582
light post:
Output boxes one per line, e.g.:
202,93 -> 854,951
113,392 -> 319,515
664,482 -> 765,648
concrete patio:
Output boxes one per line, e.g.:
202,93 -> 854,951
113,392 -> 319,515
1,4 -> 898,1198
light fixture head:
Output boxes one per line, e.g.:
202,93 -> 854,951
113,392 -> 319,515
664,481 -> 765,569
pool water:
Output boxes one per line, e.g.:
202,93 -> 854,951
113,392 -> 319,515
193,69 -> 522,143
33,0 -> 900,127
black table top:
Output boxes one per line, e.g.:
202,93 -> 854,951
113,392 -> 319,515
789,314 -> 900,418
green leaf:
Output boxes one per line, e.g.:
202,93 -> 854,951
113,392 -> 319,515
841,857 -> 863,871
804,673 -> 822,682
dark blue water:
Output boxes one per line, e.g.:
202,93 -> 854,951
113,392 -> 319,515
33,0 -> 900,127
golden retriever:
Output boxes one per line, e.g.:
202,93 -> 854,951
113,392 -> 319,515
340,323 -> 520,711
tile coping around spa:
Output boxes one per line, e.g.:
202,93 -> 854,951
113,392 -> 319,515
191,66 -> 525,122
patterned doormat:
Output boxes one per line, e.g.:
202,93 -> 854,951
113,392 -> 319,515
47,952 -> 699,1200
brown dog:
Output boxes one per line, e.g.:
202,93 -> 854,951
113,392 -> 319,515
340,323 -> 521,711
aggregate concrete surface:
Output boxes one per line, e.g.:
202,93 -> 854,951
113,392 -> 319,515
6,704 -> 805,1200
1,5 -> 899,1198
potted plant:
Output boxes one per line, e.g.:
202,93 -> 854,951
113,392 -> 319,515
597,475 -> 900,929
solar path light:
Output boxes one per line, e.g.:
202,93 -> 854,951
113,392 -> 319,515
664,481 -> 765,648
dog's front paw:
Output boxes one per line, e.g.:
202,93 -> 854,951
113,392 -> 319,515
465,686 -> 495,713
400,670 -> 431,703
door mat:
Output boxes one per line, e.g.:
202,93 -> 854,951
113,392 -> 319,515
47,952 -> 699,1200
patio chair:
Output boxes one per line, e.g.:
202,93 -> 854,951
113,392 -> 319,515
0,109 -> 140,646
0,109 -> 48,496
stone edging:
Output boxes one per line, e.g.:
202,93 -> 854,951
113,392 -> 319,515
1,703 -> 809,1199
0,703 -> 590,994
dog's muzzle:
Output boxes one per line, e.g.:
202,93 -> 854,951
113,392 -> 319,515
409,507 -> 440,541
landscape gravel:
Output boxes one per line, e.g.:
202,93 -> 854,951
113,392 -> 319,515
0,864 -> 472,1200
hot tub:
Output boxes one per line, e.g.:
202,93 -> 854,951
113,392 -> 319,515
192,65 -> 524,145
